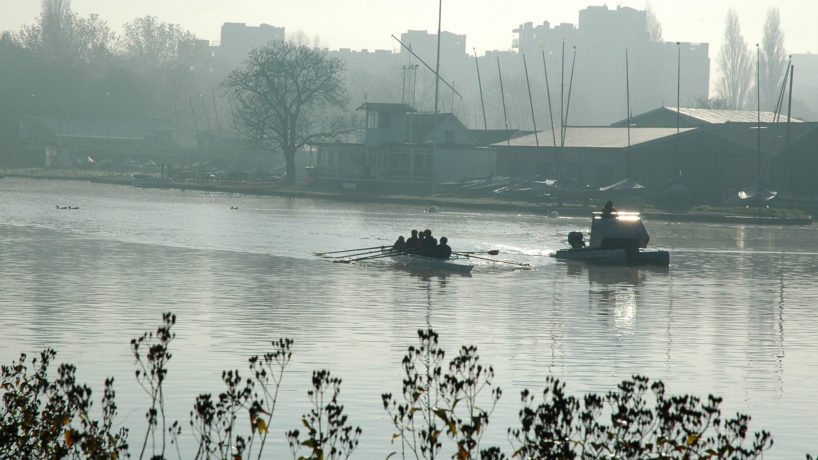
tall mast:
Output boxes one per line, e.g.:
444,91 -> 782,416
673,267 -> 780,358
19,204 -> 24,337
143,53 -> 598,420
541,48 -> 557,148
562,46 -> 576,146
472,48 -> 489,131
474,49 -> 488,131
523,54 -> 539,146
756,43 -> 761,180
497,58 -> 511,146
560,39 -> 565,145
626,49 -> 632,177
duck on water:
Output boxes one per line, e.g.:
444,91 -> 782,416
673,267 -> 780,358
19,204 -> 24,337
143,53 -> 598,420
550,201 -> 670,266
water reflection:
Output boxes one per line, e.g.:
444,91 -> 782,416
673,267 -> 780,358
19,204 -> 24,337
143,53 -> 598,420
2,177 -> 818,457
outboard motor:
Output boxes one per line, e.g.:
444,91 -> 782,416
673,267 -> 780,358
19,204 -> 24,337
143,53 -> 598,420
568,231 -> 586,249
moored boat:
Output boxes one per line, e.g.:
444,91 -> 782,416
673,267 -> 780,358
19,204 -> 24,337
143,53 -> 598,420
550,209 -> 669,266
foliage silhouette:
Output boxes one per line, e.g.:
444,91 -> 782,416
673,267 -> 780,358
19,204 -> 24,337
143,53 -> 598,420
0,349 -> 128,459
0,314 -> 787,459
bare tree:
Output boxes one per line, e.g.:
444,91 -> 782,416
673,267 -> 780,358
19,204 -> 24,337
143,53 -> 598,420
118,15 -> 197,74
760,8 -> 787,111
19,0 -> 113,64
224,41 -> 348,183
716,8 -> 753,109
645,2 -> 663,42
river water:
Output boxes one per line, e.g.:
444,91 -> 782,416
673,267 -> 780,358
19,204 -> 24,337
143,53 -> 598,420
1,176 -> 816,458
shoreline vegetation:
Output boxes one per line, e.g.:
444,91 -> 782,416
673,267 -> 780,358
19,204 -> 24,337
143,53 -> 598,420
1,168 -> 813,225
3,312 -> 798,459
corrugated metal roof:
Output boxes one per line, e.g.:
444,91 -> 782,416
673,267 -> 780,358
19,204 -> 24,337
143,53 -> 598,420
494,127 -> 694,148
355,102 -> 416,112
675,107 -> 802,124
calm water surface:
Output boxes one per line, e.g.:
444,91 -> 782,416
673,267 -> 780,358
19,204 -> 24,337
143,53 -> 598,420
1,177 -> 817,458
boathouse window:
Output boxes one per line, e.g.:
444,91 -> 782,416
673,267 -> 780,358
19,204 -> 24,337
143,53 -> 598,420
378,111 -> 391,128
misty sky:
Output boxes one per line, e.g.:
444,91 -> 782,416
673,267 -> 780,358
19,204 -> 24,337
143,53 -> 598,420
2,0 -> 817,56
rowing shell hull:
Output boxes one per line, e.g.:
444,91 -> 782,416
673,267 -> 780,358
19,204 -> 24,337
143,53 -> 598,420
388,253 -> 474,274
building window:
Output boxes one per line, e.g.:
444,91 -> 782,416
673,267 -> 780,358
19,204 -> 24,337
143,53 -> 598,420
378,111 -> 391,128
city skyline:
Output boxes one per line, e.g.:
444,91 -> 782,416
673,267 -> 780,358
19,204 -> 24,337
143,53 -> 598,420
1,0 -> 817,56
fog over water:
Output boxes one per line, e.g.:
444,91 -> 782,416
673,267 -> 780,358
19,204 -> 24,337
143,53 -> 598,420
1,177 -> 817,458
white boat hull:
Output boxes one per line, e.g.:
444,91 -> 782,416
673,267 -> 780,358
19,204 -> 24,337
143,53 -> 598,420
550,248 -> 669,266
388,253 -> 474,274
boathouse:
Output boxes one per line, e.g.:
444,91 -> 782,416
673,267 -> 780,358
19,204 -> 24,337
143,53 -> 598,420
312,102 -> 506,192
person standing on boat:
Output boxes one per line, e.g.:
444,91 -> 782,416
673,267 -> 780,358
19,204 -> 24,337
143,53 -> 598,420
435,236 -> 452,259
601,200 -> 617,218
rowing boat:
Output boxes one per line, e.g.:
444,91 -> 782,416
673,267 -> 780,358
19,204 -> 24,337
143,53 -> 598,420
382,250 -> 474,274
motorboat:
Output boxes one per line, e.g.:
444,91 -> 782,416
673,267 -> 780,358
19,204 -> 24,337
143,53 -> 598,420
550,210 -> 669,266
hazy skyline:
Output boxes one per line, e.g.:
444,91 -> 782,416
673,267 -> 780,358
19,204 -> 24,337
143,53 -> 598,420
2,0 -> 817,57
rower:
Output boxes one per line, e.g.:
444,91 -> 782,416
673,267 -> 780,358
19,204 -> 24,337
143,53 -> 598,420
392,236 -> 407,252
420,229 -> 437,255
435,236 -> 452,259
406,229 -> 420,249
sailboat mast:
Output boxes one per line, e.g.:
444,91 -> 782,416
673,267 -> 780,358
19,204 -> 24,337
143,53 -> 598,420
626,49 -> 631,176
433,0 -> 442,118
562,46 -> 577,146
523,54 -> 539,146
756,43 -> 761,180
497,58 -> 511,146
474,49 -> 487,130
541,49 -> 557,148
626,49 -> 631,148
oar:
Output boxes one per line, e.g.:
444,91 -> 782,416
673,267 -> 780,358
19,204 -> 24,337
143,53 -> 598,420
462,253 -> 532,268
337,246 -> 427,263
334,249 -> 403,263
453,249 -> 500,256
314,245 -> 387,256
322,247 -> 387,259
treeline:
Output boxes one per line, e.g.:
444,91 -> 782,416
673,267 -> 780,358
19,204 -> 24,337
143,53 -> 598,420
0,0 -> 208,126
3,312 -> 804,459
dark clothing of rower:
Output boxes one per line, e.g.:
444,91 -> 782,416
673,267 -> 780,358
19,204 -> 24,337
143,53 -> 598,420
405,229 -> 420,249
420,229 -> 437,255
392,236 -> 407,252
435,237 -> 452,259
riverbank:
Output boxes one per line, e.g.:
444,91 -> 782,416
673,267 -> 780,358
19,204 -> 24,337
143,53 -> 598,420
3,169 -> 812,225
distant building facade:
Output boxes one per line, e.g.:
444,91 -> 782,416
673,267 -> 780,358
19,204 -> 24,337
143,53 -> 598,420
313,103 -> 500,191
513,5 -> 710,125
216,23 -> 285,68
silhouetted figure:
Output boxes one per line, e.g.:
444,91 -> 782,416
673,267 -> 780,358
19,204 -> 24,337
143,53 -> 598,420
435,236 -> 452,259
406,229 -> 420,249
601,200 -> 617,218
420,229 -> 437,256
568,231 -> 586,249
392,236 -> 406,252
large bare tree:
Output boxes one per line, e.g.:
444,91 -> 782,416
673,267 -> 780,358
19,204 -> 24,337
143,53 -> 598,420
224,41 -> 347,183
19,0 -> 113,65
118,16 -> 201,122
645,2 -> 663,42
716,8 -> 753,110
760,8 -> 787,111
119,15 -> 197,74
